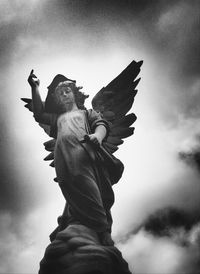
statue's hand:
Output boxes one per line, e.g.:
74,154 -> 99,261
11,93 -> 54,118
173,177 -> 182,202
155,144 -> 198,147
28,69 -> 40,88
87,133 -> 102,146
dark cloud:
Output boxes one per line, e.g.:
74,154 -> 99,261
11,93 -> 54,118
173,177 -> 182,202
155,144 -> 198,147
0,121 -> 40,217
55,0 -> 178,20
1,0 -> 199,85
180,150 -> 200,172
179,137 -> 200,172
142,207 -> 200,272
118,207 -> 200,273
144,207 -> 200,240
0,112 -> 22,213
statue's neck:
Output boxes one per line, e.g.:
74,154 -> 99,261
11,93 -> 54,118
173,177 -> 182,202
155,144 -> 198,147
61,102 -> 78,113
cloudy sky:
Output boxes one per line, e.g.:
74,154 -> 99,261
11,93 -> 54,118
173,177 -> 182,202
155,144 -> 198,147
0,0 -> 200,273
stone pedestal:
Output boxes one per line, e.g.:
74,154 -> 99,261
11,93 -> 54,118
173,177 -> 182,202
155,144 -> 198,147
39,224 -> 132,274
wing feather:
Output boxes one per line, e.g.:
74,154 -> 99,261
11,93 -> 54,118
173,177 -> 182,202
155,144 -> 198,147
112,113 -> 137,128
44,152 -> 54,161
49,160 -> 55,167
110,92 -> 136,119
110,127 -> 135,138
103,143 -> 119,153
107,136 -> 124,146
21,98 -> 33,111
43,139 -> 56,151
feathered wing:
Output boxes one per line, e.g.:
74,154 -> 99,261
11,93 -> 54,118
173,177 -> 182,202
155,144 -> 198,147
92,60 -> 143,153
21,98 -> 56,168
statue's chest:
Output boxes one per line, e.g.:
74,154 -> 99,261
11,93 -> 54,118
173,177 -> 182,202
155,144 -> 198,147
57,110 -> 86,138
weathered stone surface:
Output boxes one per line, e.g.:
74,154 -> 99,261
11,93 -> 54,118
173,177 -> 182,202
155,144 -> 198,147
39,224 -> 132,274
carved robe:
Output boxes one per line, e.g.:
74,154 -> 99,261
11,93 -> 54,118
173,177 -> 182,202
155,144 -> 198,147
51,109 -> 114,236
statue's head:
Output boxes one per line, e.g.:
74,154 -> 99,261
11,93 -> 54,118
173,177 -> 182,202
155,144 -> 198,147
45,74 -> 89,113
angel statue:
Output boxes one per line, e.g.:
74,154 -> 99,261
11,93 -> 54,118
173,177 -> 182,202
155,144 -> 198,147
22,60 -> 142,274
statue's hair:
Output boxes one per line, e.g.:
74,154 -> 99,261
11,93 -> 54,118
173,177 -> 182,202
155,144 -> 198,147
55,81 -> 89,110
45,74 -> 89,113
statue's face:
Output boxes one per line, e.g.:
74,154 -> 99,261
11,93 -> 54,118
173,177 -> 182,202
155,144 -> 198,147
54,85 -> 76,111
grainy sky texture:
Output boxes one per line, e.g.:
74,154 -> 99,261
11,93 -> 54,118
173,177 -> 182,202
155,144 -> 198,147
0,1 -> 200,273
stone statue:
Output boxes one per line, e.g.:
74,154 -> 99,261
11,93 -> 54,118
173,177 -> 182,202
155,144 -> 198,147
22,60 -> 143,274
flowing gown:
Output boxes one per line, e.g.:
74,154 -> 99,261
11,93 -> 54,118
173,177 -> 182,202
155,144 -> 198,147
51,109 -> 114,234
